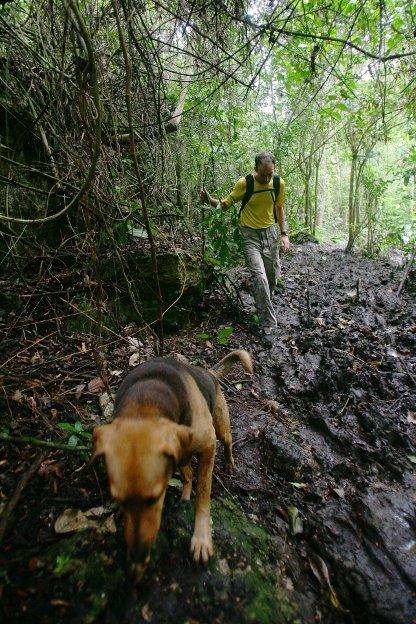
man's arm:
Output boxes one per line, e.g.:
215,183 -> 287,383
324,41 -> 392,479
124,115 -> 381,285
275,180 -> 289,252
200,186 -> 229,211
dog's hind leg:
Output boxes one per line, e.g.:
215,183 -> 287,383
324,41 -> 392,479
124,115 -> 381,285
212,391 -> 234,474
180,464 -> 193,500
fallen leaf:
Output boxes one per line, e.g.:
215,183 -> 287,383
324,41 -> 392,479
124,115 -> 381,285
286,505 -> 303,534
88,377 -> 104,393
31,351 -> 42,364
289,482 -> 308,490
141,604 -> 152,622
129,352 -> 141,367
264,399 -> 280,413
168,478 -> 183,489
407,411 -> 416,424
127,337 -> 142,352
38,461 -> 64,478
309,553 -> 342,609
54,507 -> 116,534
99,392 -> 114,418
110,369 -> 123,377
74,384 -> 86,400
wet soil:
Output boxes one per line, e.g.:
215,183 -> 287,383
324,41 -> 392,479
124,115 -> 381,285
0,243 -> 415,623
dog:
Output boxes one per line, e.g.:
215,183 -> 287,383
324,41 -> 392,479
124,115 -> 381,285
91,349 -> 252,579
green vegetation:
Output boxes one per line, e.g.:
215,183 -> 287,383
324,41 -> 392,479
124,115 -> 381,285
0,0 -> 415,343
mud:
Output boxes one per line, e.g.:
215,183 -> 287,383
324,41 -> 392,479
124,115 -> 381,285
226,244 -> 416,623
0,242 -> 415,623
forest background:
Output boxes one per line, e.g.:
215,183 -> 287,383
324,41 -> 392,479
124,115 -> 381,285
0,0 -> 415,345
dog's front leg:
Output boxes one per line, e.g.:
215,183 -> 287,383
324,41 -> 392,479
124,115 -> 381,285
190,445 -> 215,564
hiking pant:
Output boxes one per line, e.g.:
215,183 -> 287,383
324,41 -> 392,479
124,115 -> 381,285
241,225 -> 281,329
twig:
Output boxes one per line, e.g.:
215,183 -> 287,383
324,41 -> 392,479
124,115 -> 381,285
0,433 -> 90,453
0,451 -> 47,545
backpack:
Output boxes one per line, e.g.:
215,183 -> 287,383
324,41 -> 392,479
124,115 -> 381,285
239,173 -> 280,222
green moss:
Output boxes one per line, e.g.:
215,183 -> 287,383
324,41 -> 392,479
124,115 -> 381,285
39,497 -> 299,624
43,532 -> 125,624
209,499 -> 300,624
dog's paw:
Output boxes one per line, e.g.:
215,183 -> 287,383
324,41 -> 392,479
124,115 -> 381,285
223,456 -> 234,475
190,534 -> 214,564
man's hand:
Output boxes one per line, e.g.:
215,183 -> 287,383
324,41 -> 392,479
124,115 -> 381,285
281,234 -> 290,252
200,186 -> 211,204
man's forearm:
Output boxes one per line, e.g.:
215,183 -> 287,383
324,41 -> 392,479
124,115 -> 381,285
276,206 -> 288,234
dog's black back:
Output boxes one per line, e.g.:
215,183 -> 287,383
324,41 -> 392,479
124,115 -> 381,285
114,358 -> 217,426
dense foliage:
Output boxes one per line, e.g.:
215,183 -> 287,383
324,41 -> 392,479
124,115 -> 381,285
0,0 -> 415,337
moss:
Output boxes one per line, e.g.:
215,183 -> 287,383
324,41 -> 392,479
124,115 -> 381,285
103,249 -> 205,330
38,497 -> 299,624
43,532 -> 125,624
66,299 -> 116,336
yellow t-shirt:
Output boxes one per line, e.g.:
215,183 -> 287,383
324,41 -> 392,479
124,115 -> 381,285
222,175 -> 285,229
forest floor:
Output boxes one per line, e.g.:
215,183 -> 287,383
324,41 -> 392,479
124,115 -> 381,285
0,242 -> 415,624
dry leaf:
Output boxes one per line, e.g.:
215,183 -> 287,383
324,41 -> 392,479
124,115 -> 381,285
407,411 -> 416,424
54,507 -> 116,534
129,352 -> 141,367
99,392 -> 114,418
88,377 -> 104,393
308,553 -> 341,609
12,390 -> 23,402
264,400 -> 280,413
74,383 -> 86,400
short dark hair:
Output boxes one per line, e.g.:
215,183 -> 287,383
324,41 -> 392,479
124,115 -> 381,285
255,151 -> 276,167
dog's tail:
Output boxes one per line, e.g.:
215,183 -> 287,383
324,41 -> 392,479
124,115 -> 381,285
210,349 -> 253,379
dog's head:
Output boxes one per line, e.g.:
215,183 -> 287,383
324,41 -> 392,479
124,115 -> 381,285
91,417 -> 192,579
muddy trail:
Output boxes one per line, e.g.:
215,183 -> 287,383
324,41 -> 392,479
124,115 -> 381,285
0,243 -> 415,624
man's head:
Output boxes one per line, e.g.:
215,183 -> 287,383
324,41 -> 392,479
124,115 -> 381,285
254,151 -> 275,185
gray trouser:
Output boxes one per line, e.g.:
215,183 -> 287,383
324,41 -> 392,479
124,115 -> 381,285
241,225 -> 281,329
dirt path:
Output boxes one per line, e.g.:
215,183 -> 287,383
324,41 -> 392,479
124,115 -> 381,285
0,243 -> 415,623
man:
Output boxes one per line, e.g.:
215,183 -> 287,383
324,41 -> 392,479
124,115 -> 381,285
200,151 -> 289,347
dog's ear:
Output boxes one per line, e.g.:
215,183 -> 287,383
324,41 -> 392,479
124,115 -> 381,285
165,424 -> 193,462
90,424 -> 112,463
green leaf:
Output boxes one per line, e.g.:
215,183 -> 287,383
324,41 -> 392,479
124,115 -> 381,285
216,326 -> 234,345
336,102 -> 349,111
287,505 -> 303,534
58,422 -> 76,432
168,478 -> 183,489
68,435 -> 79,447
407,455 -> 416,464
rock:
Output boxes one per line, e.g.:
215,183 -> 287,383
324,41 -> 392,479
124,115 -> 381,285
262,422 -> 319,480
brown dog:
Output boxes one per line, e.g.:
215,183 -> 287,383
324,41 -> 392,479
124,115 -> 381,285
91,349 -> 252,578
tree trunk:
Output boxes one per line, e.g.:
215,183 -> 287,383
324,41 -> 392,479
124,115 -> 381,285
346,152 -> 358,252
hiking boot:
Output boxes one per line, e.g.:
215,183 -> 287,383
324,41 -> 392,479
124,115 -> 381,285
261,327 -> 275,347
